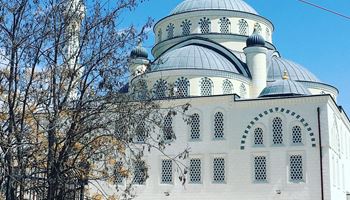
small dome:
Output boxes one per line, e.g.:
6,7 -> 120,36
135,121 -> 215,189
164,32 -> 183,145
246,30 -> 265,47
268,56 -> 320,82
130,46 -> 148,59
152,45 -> 245,76
259,79 -> 311,98
171,0 -> 258,15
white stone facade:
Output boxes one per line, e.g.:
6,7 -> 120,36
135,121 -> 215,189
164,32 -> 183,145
124,0 -> 350,199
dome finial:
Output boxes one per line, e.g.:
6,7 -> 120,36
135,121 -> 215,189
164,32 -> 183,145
282,70 -> 289,80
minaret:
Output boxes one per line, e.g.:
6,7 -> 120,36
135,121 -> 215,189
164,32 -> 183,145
64,0 -> 85,98
244,29 -> 268,98
65,0 -> 85,68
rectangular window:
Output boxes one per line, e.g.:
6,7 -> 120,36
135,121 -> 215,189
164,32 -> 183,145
116,161 -> 124,185
133,161 -> 146,185
190,159 -> 202,184
161,159 -> 173,184
254,156 -> 267,182
213,158 -> 225,183
289,155 -> 304,182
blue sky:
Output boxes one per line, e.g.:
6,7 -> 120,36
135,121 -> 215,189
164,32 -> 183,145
123,0 -> 350,112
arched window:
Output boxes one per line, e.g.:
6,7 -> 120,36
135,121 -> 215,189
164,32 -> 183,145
163,115 -> 173,141
200,77 -> 213,96
222,79 -> 233,94
135,121 -> 146,143
239,83 -> 247,98
254,127 -> 264,145
153,79 -> 168,99
166,23 -> 175,39
175,77 -> 190,97
272,117 -> 283,144
238,19 -> 249,36
190,113 -> 200,140
157,29 -> 162,42
219,17 -> 231,33
181,19 -> 192,36
265,28 -> 270,41
199,17 -> 211,34
214,112 -> 224,139
254,23 -> 262,34
292,126 -> 302,144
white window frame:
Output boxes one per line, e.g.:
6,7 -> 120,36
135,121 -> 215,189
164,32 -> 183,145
211,154 -> 227,184
289,121 -> 305,146
212,110 -> 225,140
251,152 -> 269,183
188,155 -> 203,184
160,159 -> 173,184
270,114 -> 286,147
252,125 -> 266,147
287,151 -> 306,184
189,112 -> 202,142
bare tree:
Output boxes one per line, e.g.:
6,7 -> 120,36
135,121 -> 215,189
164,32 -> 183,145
0,0 -> 188,199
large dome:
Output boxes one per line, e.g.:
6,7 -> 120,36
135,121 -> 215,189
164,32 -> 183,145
268,56 -> 320,82
152,45 -> 244,75
171,0 -> 258,15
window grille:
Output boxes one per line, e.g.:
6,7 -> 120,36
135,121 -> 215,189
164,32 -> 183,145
175,77 -> 189,97
161,159 -> 173,184
213,158 -> 225,183
115,161 -> 124,184
200,77 -> 213,96
272,117 -> 283,144
163,115 -> 173,141
153,79 -> 168,99
290,155 -> 303,182
181,19 -> 192,36
238,19 -> 249,36
199,17 -> 211,34
219,17 -> 231,33
190,159 -> 202,183
166,23 -> 175,39
133,161 -> 146,184
254,128 -> 264,145
157,29 -> 162,42
254,156 -> 267,182
222,79 -> 233,94
254,23 -> 262,34
190,113 -> 200,140
265,28 -> 270,41
292,126 -> 302,144
239,83 -> 247,98
214,112 -> 224,139
135,121 -> 146,143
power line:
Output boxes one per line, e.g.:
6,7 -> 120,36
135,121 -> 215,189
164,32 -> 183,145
298,0 -> 350,20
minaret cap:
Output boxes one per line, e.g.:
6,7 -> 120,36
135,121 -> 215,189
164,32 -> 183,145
130,41 -> 148,59
246,28 -> 266,47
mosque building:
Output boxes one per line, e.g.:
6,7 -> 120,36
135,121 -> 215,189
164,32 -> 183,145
125,0 -> 350,199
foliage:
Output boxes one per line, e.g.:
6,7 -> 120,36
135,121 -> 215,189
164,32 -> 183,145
0,0 -> 187,199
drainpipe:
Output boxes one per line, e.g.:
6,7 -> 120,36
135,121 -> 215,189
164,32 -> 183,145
317,107 -> 325,200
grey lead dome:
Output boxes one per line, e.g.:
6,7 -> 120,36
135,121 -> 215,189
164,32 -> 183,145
130,46 -> 148,59
259,79 -> 311,98
152,45 -> 243,75
171,0 -> 258,15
